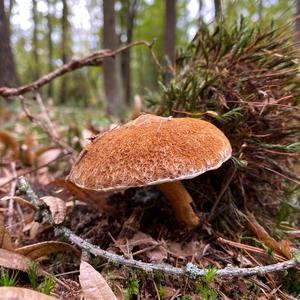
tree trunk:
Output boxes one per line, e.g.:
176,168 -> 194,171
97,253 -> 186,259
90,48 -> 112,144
32,0 -> 39,80
103,0 -> 123,116
0,0 -> 17,87
60,0 -> 70,103
295,0 -> 300,45
164,0 -> 176,83
121,0 -> 138,105
214,0 -> 223,22
47,0 -> 53,98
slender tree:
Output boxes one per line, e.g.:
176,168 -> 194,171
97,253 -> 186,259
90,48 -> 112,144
103,0 -> 123,116
32,0 -> 39,80
47,0 -> 53,98
214,0 -> 223,22
164,0 -> 176,83
60,0 -> 71,103
296,0 -> 300,45
0,0 -> 17,87
120,0 -> 138,105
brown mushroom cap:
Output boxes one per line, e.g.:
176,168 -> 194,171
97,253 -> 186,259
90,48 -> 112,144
67,114 -> 232,192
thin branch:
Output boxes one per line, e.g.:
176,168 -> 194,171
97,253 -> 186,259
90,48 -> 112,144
17,176 -> 300,279
0,41 -> 159,98
20,94 -> 76,159
0,152 -> 70,188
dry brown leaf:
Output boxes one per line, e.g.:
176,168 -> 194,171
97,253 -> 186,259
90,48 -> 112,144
29,221 -> 40,240
21,134 -> 36,166
0,226 -> 14,250
1,196 -> 36,211
79,260 -> 118,300
37,148 -> 61,167
126,232 -> 167,263
0,248 -> 42,274
0,287 -> 58,300
81,128 -> 94,147
15,241 -> 79,260
40,196 -> 67,224
167,240 -> 207,259
51,179 -> 114,212
246,212 -> 291,259
0,129 -> 19,161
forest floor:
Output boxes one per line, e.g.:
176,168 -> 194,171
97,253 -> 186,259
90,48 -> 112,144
0,103 -> 300,300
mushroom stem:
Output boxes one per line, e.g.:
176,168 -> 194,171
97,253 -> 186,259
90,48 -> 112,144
159,181 -> 200,227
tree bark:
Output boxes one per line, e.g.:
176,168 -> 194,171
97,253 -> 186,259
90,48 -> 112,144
60,0 -> 70,103
121,0 -> 138,105
103,0 -> 123,116
32,0 -> 39,80
0,0 -> 17,87
164,0 -> 176,83
214,0 -> 223,22
47,0 -> 53,98
295,0 -> 300,45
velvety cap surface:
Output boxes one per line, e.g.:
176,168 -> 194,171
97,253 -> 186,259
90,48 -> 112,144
67,114 -> 232,192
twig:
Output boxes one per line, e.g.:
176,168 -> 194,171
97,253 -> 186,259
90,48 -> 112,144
0,152 -> 70,188
0,41 -> 159,98
7,162 -> 17,228
17,176 -> 300,278
20,95 -> 76,158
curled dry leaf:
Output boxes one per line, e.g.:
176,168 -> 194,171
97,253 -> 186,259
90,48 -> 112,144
125,232 -> 167,263
40,196 -> 67,224
247,212 -> 292,259
37,147 -> 62,167
0,129 -> 19,161
0,248 -> 42,274
0,226 -> 14,250
16,241 -> 79,260
0,287 -> 58,300
79,260 -> 118,300
51,179 -> 114,212
1,196 -> 36,211
81,128 -> 94,147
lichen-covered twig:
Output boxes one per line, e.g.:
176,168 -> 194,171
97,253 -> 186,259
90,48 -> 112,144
17,176 -> 300,278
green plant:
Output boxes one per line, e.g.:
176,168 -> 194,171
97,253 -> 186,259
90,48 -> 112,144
39,276 -> 55,295
27,263 -> 39,290
123,278 -> 140,300
0,268 -> 18,287
157,284 -> 165,299
195,282 -> 217,300
203,267 -> 218,284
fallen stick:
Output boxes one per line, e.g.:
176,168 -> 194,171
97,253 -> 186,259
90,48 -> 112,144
17,176 -> 300,278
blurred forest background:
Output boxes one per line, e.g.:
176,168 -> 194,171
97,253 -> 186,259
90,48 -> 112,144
1,0 -> 300,116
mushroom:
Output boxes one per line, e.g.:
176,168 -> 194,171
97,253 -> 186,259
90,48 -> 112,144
67,114 -> 232,227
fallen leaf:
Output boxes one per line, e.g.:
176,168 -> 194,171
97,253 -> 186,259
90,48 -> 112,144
29,221 -> 40,240
21,134 -> 36,166
16,241 -> 79,260
247,212 -> 291,259
37,148 -> 61,167
0,248 -> 42,274
0,287 -> 58,300
1,196 -> 36,211
0,226 -> 14,250
126,232 -> 167,263
79,260 -> 118,300
81,128 -> 94,147
51,179 -> 114,212
0,130 -> 19,161
41,196 -> 67,224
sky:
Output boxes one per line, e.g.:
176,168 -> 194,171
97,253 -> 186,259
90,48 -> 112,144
12,0 -> 214,32
9,0 -> 214,54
